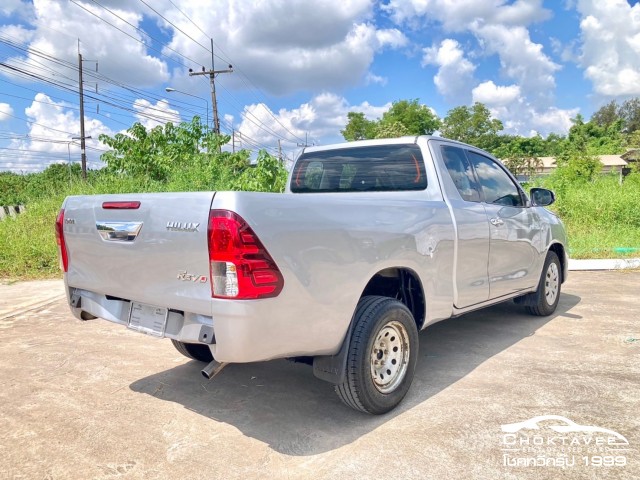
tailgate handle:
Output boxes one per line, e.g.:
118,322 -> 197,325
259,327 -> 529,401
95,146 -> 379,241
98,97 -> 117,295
96,221 -> 143,242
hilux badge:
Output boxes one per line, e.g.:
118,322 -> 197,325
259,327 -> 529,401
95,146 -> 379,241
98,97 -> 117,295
167,221 -> 199,232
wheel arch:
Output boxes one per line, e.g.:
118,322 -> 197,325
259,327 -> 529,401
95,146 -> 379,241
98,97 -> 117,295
313,266 -> 426,385
360,267 -> 426,330
548,242 -> 567,283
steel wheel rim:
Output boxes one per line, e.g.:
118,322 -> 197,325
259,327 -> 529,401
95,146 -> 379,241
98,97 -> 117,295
544,262 -> 559,306
370,320 -> 410,394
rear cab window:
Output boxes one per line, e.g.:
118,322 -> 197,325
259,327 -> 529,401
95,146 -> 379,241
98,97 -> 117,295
290,144 -> 428,193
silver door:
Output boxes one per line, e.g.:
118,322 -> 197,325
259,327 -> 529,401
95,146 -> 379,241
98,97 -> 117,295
437,144 -> 490,308
465,150 -> 539,298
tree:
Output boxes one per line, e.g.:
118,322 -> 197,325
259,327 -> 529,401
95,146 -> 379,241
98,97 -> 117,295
440,102 -> 503,150
341,99 -> 440,141
374,121 -> 410,139
341,112 -> 377,141
492,135 -> 545,177
620,98 -> 640,133
378,99 -> 440,136
547,115 -> 602,194
591,100 -> 619,128
99,117 -> 231,181
567,113 -> 624,155
98,116 -> 288,193
543,133 -> 567,157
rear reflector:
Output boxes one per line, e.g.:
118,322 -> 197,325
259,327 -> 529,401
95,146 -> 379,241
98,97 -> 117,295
102,201 -> 141,209
207,210 -> 284,299
55,209 -> 69,272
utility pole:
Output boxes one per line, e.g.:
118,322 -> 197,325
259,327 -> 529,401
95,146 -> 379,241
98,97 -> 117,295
278,139 -> 282,161
78,51 -> 87,179
189,39 -> 233,135
297,132 -> 313,148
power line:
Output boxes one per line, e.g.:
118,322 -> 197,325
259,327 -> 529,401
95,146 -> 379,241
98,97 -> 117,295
1,29 -> 289,156
66,0 -> 196,73
0,61 -> 191,126
154,5 -> 305,145
82,0 -> 205,70
167,0 -> 210,39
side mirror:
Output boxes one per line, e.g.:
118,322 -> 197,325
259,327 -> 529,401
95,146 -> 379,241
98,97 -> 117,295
530,188 -> 555,207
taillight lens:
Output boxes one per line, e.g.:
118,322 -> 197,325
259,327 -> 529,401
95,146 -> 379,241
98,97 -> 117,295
207,210 -> 284,299
55,209 -> 69,272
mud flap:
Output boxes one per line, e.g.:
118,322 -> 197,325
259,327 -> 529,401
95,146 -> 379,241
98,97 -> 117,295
312,321 -> 356,385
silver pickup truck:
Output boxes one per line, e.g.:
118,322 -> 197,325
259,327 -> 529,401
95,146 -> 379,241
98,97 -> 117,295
58,136 -> 567,414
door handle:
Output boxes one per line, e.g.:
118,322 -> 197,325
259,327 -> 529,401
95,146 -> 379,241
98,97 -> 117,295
490,217 -> 504,226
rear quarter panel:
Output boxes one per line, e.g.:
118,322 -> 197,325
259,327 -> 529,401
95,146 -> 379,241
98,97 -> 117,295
210,188 -> 455,357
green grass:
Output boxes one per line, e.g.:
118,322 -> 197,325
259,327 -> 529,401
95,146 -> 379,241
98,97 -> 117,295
0,196 -> 63,280
543,173 -> 640,259
567,224 -> 640,258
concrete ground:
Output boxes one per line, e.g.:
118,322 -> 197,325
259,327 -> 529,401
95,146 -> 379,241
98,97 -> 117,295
0,272 -> 638,480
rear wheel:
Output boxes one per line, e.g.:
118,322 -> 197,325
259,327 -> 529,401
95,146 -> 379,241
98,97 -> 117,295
335,296 -> 418,414
171,340 -> 213,362
525,251 -> 562,316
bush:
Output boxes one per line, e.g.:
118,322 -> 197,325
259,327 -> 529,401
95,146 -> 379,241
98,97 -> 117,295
0,172 -> 29,205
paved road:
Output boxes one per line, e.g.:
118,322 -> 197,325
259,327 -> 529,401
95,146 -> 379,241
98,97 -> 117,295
0,272 -> 638,480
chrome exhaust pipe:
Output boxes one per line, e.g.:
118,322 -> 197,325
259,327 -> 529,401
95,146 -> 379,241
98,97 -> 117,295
201,359 -> 226,380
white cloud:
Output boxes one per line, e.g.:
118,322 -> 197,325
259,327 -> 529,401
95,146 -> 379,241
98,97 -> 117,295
388,0 -> 565,135
576,0 -> 640,96
483,97 -> 577,137
530,106 -> 578,134
422,39 -> 476,102
2,93 -> 113,172
388,0 -> 559,107
365,72 -> 388,86
0,102 -> 14,121
233,93 -> 390,158
383,0 -> 550,31
472,24 -> 559,107
0,24 -> 35,43
472,81 -> 521,106
162,1 -> 407,94
4,0 -> 169,88
468,81 -> 576,136
0,0 -> 29,17
133,99 -> 180,130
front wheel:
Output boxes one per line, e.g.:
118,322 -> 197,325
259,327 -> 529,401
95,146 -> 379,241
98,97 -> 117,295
525,251 -> 562,316
335,296 -> 418,414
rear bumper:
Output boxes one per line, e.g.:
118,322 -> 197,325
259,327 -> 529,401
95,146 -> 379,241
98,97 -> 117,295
65,281 -> 345,364
67,286 -> 216,344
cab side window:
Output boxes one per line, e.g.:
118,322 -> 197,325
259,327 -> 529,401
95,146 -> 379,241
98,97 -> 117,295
466,151 -> 525,207
441,146 -> 481,202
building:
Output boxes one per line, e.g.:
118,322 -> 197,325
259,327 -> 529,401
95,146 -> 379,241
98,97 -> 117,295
514,150 -> 639,182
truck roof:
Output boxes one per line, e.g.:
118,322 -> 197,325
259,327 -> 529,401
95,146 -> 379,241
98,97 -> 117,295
301,135 -> 472,154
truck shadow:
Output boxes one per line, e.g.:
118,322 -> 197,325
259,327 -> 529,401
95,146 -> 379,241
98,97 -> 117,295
129,293 -> 581,456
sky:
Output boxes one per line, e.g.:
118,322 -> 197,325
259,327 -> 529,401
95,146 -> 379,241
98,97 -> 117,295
1,0 -> 640,172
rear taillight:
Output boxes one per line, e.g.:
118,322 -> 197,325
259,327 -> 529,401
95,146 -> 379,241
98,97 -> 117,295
55,209 -> 69,272
207,210 -> 284,299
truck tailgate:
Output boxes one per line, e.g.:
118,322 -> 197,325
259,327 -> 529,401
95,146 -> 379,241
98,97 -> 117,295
63,192 -> 215,315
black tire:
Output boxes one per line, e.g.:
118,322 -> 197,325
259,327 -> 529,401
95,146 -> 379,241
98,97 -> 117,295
525,251 -> 562,316
335,296 -> 419,415
171,339 -> 213,362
